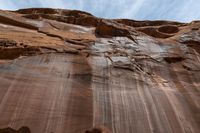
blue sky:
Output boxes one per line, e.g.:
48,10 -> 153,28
0,0 -> 199,22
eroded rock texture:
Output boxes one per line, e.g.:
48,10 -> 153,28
0,8 -> 200,133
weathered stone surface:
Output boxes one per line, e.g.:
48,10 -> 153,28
0,8 -> 200,133
16,8 -> 98,27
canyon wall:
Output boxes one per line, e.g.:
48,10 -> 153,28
0,8 -> 200,133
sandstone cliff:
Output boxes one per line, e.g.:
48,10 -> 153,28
0,8 -> 200,133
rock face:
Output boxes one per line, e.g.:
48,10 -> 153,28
0,8 -> 200,133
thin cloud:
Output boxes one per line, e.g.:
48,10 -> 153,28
0,0 -> 199,22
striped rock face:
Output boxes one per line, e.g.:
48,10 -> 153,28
0,8 -> 200,133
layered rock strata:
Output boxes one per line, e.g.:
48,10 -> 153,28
0,8 -> 200,133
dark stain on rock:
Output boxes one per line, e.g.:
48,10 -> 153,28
163,56 -> 184,63
0,127 -> 31,133
85,128 -> 102,133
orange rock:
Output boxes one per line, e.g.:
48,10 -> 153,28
0,8 -> 200,133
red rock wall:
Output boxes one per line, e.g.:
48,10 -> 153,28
0,8 -> 200,133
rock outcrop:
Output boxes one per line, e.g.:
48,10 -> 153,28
0,8 -> 200,133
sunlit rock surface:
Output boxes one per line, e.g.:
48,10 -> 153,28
0,8 -> 200,133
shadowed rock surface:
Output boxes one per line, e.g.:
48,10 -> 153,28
0,8 -> 200,133
0,127 -> 30,133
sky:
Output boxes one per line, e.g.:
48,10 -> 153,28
0,0 -> 199,22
